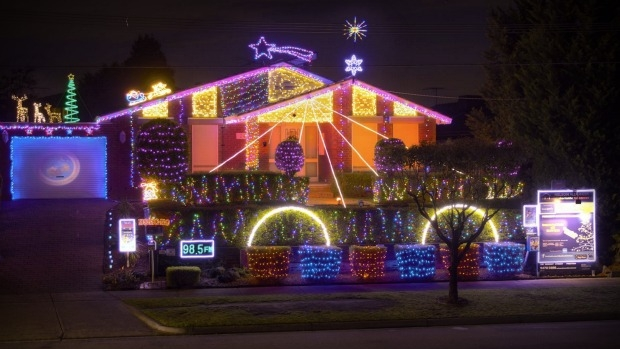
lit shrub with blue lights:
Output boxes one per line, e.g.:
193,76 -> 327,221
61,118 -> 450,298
483,242 -> 525,278
394,244 -> 436,280
298,245 -> 342,281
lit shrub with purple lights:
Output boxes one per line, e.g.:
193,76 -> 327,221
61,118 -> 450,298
374,138 -> 406,174
298,245 -> 342,281
275,136 -> 305,177
394,244 -> 436,280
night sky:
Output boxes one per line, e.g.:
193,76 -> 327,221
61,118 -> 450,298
1,0 -> 511,107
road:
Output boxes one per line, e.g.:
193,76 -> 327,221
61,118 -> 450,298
1,320 -> 617,349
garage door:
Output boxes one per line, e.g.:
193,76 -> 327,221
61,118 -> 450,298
11,137 -> 107,199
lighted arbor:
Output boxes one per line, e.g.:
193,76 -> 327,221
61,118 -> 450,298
275,136 -> 304,177
403,138 -> 525,304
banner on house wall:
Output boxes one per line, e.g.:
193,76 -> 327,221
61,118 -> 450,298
537,189 -> 596,264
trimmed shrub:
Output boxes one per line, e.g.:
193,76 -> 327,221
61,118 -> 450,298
394,244 -> 436,280
298,245 -> 342,280
331,172 -> 374,198
166,266 -> 201,288
483,242 -> 525,278
245,246 -> 291,280
349,245 -> 387,279
102,268 -> 143,290
439,244 -> 480,280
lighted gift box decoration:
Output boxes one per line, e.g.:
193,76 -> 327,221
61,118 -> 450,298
349,245 -> 387,279
245,246 -> 291,280
298,245 -> 342,281
483,242 -> 525,278
394,244 -> 437,280
439,243 -> 480,280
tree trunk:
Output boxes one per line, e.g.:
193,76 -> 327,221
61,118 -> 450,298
448,261 -> 459,304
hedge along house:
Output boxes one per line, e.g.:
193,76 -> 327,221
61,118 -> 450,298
99,63 -> 452,186
0,63 -> 451,201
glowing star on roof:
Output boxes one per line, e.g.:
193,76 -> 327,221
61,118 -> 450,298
249,36 -> 315,62
345,55 -> 363,76
344,17 -> 367,42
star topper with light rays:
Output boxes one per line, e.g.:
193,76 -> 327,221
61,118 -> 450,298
345,55 -> 363,76
249,37 -> 316,62
344,17 -> 367,42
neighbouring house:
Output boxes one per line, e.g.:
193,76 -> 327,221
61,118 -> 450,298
0,63 -> 451,200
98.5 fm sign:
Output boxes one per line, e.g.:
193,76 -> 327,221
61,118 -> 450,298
179,240 -> 215,259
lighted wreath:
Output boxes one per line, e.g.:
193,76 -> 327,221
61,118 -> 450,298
374,138 -> 407,174
275,136 -> 305,177
136,119 -> 188,183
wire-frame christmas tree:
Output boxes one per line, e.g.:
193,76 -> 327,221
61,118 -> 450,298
63,74 -> 80,123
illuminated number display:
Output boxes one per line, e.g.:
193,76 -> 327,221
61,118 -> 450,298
180,240 -> 215,259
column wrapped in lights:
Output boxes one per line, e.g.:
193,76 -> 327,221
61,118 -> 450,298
245,246 -> 291,280
298,245 -> 342,281
245,117 -> 260,170
483,242 -> 525,278
440,244 -> 480,280
394,244 -> 436,280
349,245 -> 386,279
135,119 -> 188,184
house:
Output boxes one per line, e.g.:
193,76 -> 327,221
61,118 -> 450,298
0,63 -> 451,200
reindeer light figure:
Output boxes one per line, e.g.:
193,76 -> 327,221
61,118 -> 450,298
44,104 -> 62,123
12,95 -> 28,122
32,103 -> 46,123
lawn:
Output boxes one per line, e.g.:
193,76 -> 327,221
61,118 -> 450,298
125,284 -> 620,329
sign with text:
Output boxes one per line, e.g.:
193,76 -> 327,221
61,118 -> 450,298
179,240 -> 215,259
537,190 -> 595,264
119,219 -> 137,252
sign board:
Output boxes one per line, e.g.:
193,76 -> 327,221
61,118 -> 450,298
537,189 -> 595,264
523,205 -> 538,227
118,218 -> 137,252
179,240 -> 215,259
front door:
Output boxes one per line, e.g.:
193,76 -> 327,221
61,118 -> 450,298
268,124 -> 319,182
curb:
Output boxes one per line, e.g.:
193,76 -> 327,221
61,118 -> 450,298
130,309 -> 620,335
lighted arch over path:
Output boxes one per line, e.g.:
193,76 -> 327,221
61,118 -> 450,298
247,206 -> 331,247
421,204 -> 499,245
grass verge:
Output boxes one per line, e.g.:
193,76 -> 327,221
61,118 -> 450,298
125,285 -> 620,328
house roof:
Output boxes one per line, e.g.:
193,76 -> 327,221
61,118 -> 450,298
96,63 -> 451,125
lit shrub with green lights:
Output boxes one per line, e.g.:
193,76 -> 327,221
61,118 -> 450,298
158,172 -> 309,206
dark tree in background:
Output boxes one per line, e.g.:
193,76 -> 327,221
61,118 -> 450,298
77,34 -> 175,121
467,0 -> 620,263
136,119 -> 188,184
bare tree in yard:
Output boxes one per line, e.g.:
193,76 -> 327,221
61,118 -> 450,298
403,138 -> 526,304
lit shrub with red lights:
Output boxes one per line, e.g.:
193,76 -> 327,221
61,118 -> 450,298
349,245 -> 387,279
245,246 -> 291,280
440,243 -> 480,280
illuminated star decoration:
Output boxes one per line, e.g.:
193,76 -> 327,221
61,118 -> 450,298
249,37 -> 315,62
345,55 -> 363,76
344,17 -> 367,42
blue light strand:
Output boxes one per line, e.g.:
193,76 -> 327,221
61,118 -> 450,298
483,242 -> 525,277
298,245 -> 342,280
395,244 -> 436,280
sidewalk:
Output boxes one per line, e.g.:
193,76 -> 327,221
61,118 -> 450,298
1,277 -> 619,342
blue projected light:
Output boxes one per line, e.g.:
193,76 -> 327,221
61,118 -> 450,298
11,137 -> 107,199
